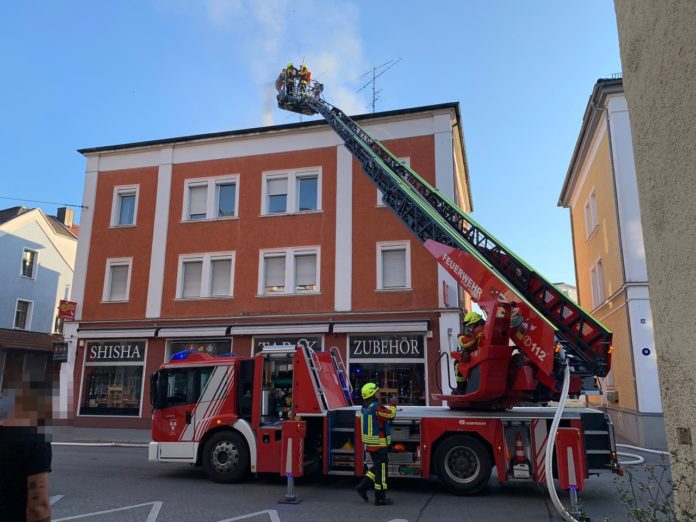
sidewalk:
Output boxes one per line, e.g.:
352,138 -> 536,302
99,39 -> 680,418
48,426 -> 151,446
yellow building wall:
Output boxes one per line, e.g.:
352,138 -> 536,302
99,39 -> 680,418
569,130 -> 637,411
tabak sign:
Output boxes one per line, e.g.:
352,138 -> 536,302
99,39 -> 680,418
58,300 -> 77,320
349,334 -> 424,359
86,340 -> 146,362
254,336 -> 322,354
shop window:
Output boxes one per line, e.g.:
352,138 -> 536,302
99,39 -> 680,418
80,366 -> 143,416
377,241 -> 411,290
177,253 -> 235,299
262,168 -> 321,215
260,247 -> 319,295
21,248 -> 38,279
103,258 -> 131,302
23,352 -> 47,381
79,340 -> 146,416
111,185 -> 139,226
183,175 -> 239,221
350,363 -> 426,406
14,299 -> 33,330
168,340 -> 231,358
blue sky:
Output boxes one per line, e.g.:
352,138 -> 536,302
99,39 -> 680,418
0,1 -> 621,284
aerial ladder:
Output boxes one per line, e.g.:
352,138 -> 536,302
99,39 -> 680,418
276,75 -> 612,410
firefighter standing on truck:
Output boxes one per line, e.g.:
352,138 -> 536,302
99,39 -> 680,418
355,383 -> 397,505
454,311 -> 486,393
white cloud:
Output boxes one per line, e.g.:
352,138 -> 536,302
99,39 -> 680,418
203,0 -> 368,123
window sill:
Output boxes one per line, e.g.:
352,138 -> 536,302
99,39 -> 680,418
376,288 -> 413,293
256,292 -> 321,297
174,296 -> 234,301
12,326 -> 29,331
259,210 -> 323,217
19,274 -> 36,280
180,216 -> 239,223
109,224 -> 137,229
100,299 -> 130,304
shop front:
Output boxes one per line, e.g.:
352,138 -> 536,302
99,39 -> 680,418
78,339 -> 146,417
347,333 -> 427,405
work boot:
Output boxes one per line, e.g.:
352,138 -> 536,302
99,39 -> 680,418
355,477 -> 371,502
374,489 -> 393,506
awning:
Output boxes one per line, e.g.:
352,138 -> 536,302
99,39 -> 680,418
228,323 -> 330,336
157,327 -> 228,338
76,328 -> 157,339
332,321 -> 429,334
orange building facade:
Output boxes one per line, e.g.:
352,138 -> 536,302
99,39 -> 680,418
61,104 -> 472,428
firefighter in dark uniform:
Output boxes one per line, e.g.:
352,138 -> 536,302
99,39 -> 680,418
454,311 -> 486,393
355,382 -> 397,505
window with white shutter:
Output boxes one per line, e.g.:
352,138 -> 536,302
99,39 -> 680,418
267,177 -> 288,214
264,255 -> 286,293
262,169 -> 321,215
377,242 -> 411,290
103,259 -> 132,302
295,253 -> 317,292
210,258 -> 232,296
111,185 -> 139,226
182,260 -> 203,298
188,185 -> 208,220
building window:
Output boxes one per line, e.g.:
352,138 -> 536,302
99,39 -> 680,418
168,339 -> 232,359
111,185 -> 139,226
23,352 -> 47,381
177,252 -> 235,299
21,248 -> 38,279
103,258 -> 132,302
79,340 -> 146,417
14,300 -> 33,330
377,157 -> 410,206
377,241 -> 411,290
183,176 -> 239,221
260,248 -> 320,295
584,189 -> 598,238
590,259 -> 605,308
262,168 -> 321,215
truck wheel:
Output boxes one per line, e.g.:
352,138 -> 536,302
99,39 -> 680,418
434,434 -> 492,495
202,431 -> 249,483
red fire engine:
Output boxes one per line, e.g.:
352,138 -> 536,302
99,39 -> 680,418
148,76 -> 621,504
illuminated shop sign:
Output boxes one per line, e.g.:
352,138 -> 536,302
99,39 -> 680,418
254,336 -> 322,353
349,334 -> 424,359
86,340 -> 146,362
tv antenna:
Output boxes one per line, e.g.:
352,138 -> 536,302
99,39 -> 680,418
357,58 -> 402,113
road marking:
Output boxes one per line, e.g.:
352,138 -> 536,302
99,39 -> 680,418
217,509 -> 281,522
53,501 -> 162,521
50,495 -> 64,505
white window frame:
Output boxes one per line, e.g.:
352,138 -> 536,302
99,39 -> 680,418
377,241 -> 412,291
590,258 -> 606,308
584,188 -> 598,239
102,258 -> 133,303
111,184 -> 139,227
14,299 -> 34,330
176,251 -> 236,299
20,248 -> 39,279
377,157 -> 410,206
261,168 -> 322,215
258,247 -> 321,296
182,175 -> 240,221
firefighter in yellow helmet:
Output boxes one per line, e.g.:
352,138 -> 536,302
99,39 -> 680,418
299,64 -> 311,93
454,311 -> 486,393
284,62 -> 298,95
355,382 -> 397,505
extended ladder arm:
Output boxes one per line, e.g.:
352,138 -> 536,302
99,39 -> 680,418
277,82 -> 612,395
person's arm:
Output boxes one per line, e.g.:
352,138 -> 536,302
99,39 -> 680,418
26,471 -> 51,522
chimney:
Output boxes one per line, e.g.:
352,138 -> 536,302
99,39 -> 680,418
57,207 -> 74,228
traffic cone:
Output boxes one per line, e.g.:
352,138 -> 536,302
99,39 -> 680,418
511,432 -> 531,479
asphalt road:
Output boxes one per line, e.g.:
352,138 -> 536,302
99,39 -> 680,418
48,445 -> 662,521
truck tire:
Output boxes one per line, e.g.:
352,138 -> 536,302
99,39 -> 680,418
202,431 -> 249,483
433,434 -> 492,495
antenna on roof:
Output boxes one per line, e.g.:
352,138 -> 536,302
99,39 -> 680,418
357,58 -> 402,113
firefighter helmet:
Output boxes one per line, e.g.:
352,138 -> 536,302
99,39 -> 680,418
463,311 -> 483,326
361,382 -> 379,399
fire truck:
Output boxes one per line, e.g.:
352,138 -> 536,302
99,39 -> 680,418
148,76 -> 621,503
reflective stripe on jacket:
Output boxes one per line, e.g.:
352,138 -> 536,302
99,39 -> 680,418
361,401 -> 397,448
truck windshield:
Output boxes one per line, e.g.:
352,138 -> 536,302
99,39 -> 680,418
151,366 -> 213,410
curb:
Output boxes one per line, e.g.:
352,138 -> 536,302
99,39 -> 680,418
51,441 -> 149,448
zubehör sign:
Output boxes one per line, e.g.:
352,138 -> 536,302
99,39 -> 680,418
350,334 -> 424,359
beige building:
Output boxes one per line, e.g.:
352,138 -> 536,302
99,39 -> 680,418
559,79 -> 664,448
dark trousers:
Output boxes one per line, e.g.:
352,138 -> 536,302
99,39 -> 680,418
365,447 -> 389,491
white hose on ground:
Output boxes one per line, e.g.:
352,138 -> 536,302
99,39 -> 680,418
545,363 -> 579,522
616,443 -> 670,456
617,452 -> 645,465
